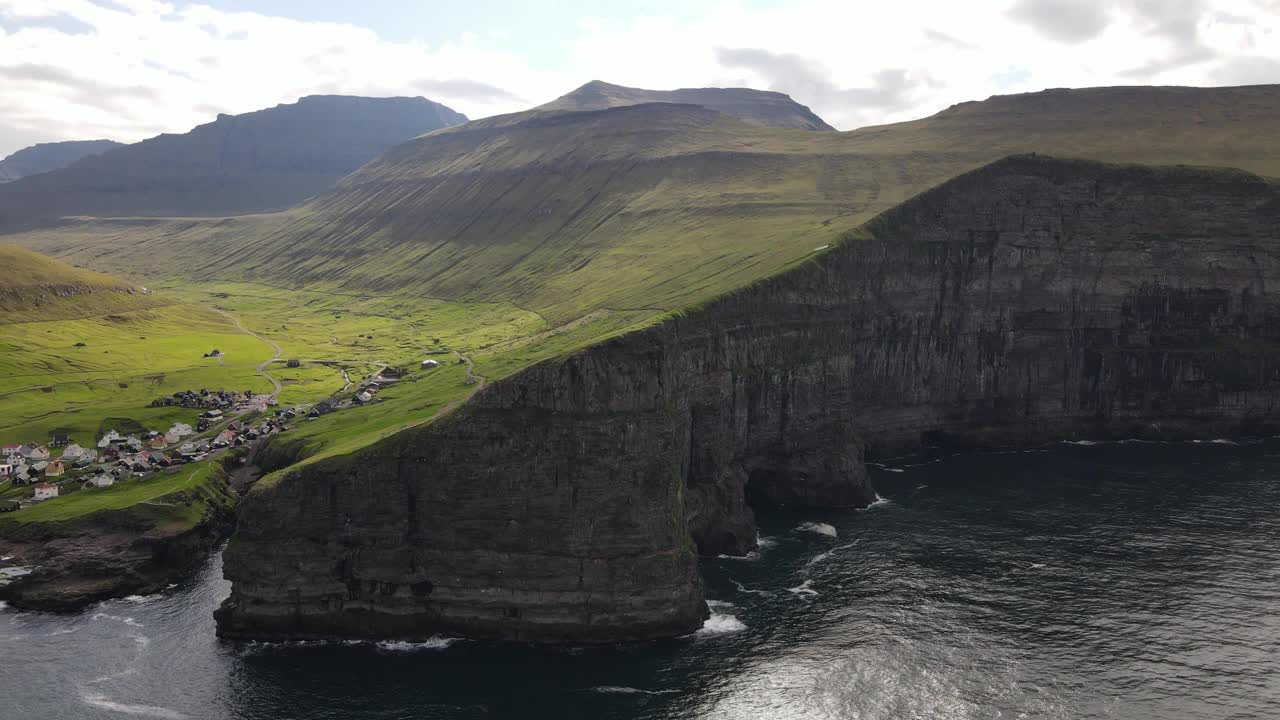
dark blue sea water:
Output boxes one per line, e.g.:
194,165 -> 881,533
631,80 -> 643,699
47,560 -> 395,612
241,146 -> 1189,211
4,440 -> 1280,719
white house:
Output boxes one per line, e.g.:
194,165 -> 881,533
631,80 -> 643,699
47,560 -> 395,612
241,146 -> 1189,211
33,483 -> 58,501
0,463 -> 11,478
61,444 -> 87,461
19,444 -> 49,462
2,444 -> 20,461
98,430 -> 121,449
89,474 -> 114,488
164,431 -> 182,445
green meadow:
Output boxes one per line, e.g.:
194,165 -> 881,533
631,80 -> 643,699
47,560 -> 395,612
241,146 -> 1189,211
0,460 -> 235,530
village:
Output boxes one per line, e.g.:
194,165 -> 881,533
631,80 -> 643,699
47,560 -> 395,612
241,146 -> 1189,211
0,361 -> 424,510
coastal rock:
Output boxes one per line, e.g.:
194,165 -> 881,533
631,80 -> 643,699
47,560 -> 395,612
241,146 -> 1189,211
0,465 -> 237,611
219,155 -> 1280,643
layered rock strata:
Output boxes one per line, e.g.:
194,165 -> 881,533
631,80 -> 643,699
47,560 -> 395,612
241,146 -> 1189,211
219,156 -> 1280,642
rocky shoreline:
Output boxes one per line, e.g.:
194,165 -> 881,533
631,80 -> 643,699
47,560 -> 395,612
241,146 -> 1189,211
0,463 -> 238,612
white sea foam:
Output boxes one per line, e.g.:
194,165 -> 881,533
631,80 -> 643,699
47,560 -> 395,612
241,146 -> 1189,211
868,462 -> 906,473
697,613 -> 747,635
375,636 -> 457,652
756,535 -> 778,549
591,685 -> 679,695
806,541 -> 859,567
806,550 -> 833,566
123,594 -> 161,604
706,599 -> 736,610
48,627 -> 75,636
787,580 -> 819,596
92,613 -> 143,628
864,495 -> 892,509
80,693 -> 188,719
796,522 -> 838,538
716,551 -> 760,561
730,579 -> 772,596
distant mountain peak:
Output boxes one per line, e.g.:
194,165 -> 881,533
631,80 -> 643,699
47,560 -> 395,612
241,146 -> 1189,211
0,94 -> 468,227
0,139 -> 123,183
540,80 -> 834,131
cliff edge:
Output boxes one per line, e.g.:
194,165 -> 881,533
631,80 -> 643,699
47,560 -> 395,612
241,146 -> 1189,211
218,155 -> 1280,643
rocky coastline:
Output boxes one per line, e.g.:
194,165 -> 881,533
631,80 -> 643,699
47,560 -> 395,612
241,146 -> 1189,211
0,462 -> 238,612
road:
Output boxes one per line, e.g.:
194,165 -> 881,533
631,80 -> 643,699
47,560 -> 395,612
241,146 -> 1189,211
213,308 -> 282,399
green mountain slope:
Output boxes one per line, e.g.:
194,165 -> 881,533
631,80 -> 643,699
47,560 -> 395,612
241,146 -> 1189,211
16,84 -> 1280,324
0,95 -> 466,229
5,81 -> 1280,470
539,79 -> 834,130
0,140 -> 124,183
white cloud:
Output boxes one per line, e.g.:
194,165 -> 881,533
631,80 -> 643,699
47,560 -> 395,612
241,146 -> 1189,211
0,0 -> 1277,155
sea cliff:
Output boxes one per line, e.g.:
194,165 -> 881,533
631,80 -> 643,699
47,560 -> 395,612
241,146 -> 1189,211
218,156 -> 1280,642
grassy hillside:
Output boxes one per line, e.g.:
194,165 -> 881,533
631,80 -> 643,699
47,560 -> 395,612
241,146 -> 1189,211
0,244 -> 164,320
6,83 -> 1280,468
539,79 -> 834,130
0,250 -> 347,447
0,95 -> 466,230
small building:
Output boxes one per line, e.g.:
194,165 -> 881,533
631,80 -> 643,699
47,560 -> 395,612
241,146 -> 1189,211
421,359 -> 440,369
61,443 -> 87,461
33,483 -> 58,501
164,431 -> 181,445
2,444 -> 21,461
149,436 -> 167,450
201,409 -> 223,420
0,463 -> 11,477
98,430 -> 121,449
46,460 -> 65,477
19,443 -> 49,462
49,433 -> 70,448
89,474 -> 114,488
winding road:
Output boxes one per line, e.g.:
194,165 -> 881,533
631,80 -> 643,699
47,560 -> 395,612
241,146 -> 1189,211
213,309 -> 282,399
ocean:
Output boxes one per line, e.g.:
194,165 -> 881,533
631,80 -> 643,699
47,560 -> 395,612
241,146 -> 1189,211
4,440 -> 1279,719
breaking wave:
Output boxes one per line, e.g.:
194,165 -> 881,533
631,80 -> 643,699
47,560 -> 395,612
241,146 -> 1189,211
796,522 -> 838,538
787,579 -> 819,596
375,637 -> 457,652
697,613 -> 747,636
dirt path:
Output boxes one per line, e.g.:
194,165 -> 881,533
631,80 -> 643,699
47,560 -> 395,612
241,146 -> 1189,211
213,309 -> 282,399
416,352 -> 486,427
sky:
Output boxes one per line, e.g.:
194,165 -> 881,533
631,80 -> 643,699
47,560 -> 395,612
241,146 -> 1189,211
0,0 -> 1277,156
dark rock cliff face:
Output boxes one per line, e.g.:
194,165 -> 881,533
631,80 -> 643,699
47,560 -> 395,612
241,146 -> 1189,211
218,155 -> 1280,643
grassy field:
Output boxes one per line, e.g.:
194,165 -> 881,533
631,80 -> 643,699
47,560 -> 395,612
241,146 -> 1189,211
0,300 -> 283,447
0,459 -> 236,533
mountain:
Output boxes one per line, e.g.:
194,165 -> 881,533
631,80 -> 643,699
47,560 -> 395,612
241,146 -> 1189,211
22,84 -> 1278,324
0,140 -> 124,183
0,95 -> 467,229
539,79 -> 835,130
